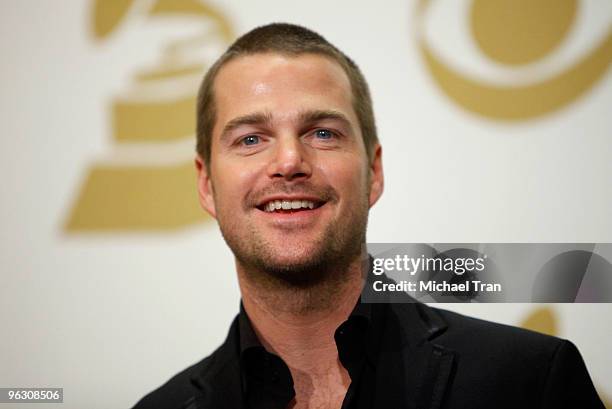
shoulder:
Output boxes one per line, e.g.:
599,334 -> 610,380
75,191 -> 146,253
130,354 -> 217,409
131,318 -> 239,409
419,304 -> 571,367
385,301 -> 574,376
431,305 -> 563,347
398,304 -> 603,407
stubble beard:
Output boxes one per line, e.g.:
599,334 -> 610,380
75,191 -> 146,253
217,195 -> 370,312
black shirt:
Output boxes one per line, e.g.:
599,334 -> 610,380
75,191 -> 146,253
238,299 -> 385,409
132,280 -> 605,409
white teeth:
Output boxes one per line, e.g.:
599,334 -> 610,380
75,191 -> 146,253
263,199 -> 317,212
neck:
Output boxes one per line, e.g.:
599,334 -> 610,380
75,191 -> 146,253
237,254 -> 366,373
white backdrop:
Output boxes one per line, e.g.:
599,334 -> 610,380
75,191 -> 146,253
0,1 -> 611,408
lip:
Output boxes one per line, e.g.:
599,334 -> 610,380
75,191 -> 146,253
255,195 -> 326,209
255,201 -> 328,227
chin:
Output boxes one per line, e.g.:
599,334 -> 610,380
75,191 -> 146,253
255,246 -> 333,287
266,248 -> 322,270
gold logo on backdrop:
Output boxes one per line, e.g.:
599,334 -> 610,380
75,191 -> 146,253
65,0 -> 233,231
415,0 -> 612,120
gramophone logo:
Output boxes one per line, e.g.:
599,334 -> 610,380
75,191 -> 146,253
415,0 -> 612,120
65,0 -> 233,231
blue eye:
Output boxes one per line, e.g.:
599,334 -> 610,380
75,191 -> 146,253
315,129 -> 334,139
242,135 -> 260,145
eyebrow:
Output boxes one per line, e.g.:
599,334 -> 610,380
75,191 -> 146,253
220,109 -> 354,141
298,109 -> 352,130
301,110 -> 356,138
220,112 -> 274,141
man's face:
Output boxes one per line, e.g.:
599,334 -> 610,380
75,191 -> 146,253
196,53 -> 383,284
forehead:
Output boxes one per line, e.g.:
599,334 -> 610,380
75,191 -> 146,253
212,53 -> 357,132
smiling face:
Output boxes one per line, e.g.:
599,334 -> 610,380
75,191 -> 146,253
196,53 -> 383,285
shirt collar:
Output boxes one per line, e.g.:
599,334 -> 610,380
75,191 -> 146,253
237,292 -> 383,369
238,302 -> 262,354
238,296 -> 373,348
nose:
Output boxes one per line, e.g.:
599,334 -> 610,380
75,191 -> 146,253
267,134 -> 312,181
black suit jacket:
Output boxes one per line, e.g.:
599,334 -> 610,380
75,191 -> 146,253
132,301 -> 604,408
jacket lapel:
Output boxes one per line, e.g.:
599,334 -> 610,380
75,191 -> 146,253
374,302 -> 455,409
412,342 -> 455,409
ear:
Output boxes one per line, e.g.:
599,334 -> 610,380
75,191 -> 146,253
368,144 -> 384,208
195,155 -> 217,219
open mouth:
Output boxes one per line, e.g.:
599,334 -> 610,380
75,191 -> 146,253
256,199 -> 326,213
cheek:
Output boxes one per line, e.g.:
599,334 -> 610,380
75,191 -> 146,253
321,157 -> 369,198
211,159 -> 262,207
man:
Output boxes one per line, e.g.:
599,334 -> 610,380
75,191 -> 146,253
133,23 -> 604,409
